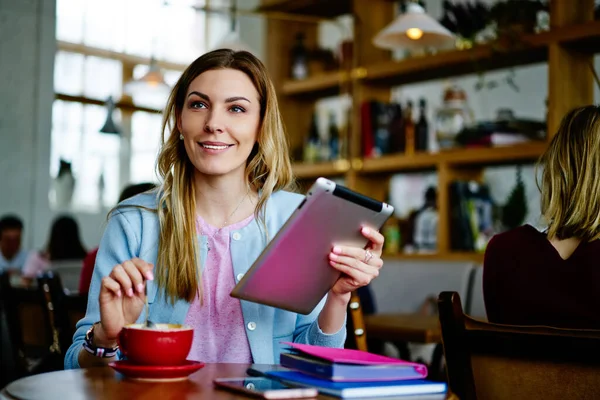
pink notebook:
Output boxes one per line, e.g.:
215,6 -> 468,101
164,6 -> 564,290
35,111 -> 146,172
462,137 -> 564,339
281,342 -> 428,380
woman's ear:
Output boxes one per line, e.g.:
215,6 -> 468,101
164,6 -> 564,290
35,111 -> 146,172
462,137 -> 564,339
176,115 -> 182,133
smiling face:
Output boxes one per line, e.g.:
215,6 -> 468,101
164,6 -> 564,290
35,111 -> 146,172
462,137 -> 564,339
178,68 -> 261,179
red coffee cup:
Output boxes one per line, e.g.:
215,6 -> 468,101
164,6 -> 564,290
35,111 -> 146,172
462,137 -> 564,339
117,323 -> 193,366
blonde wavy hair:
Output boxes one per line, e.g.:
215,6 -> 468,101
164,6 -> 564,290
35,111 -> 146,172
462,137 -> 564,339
155,49 -> 296,304
536,105 -> 600,241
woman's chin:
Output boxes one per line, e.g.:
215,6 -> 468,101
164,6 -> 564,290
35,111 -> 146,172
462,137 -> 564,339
193,163 -> 246,178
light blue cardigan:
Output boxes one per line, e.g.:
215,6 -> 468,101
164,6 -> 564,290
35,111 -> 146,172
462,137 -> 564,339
64,190 -> 346,369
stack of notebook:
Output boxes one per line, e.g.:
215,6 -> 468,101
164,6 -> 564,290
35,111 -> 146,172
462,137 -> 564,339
262,342 -> 447,399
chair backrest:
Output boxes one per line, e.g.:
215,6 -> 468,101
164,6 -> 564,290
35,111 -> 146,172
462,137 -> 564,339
371,260 -> 475,314
464,266 -> 486,321
345,290 -> 368,352
438,291 -> 600,400
0,272 -> 58,376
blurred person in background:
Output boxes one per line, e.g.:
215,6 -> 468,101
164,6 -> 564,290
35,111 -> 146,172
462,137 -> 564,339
21,215 -> 87,284
0,215 -> 30,274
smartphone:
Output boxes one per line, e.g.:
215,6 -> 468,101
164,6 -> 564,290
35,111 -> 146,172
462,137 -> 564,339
214,377 -> 318,399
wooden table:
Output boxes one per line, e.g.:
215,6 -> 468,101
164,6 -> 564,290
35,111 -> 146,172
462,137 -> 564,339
1,363 -> 448,400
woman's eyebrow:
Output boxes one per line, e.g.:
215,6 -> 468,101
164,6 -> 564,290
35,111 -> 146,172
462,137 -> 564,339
187,91 -> 209,100
186,91 -> 251,104
225,96 -> 251,103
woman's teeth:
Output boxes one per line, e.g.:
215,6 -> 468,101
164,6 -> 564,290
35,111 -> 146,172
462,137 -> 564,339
201,144 -> 229,150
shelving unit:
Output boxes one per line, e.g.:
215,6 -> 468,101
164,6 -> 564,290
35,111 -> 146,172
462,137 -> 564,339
383,252 -> 485,263
256,0 -> 352,18
259,0 -> 597,262
291,159 -> 350,180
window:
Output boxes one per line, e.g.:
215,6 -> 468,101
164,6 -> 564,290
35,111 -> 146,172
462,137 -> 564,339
51,0 -> 228,211
130,111 -> 163,184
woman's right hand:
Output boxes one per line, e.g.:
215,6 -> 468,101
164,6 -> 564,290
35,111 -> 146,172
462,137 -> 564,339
96,258 -> 154,345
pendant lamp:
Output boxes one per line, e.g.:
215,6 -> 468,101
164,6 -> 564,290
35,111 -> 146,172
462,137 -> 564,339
99,96 -> 121,135
373,1 -> 456,51
212,0 -> 256,54
123,58 -> 171,99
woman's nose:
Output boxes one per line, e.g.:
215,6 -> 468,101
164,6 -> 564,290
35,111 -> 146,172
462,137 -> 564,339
204,110 -> 224,133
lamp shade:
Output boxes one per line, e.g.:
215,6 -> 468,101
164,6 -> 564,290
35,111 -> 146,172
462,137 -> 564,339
124,59 -> 171,99
100,96 -> 120,135
210,0 -> 257,55
373,2 -> 456,50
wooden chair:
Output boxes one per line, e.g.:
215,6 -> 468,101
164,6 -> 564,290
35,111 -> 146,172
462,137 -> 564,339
0,272 -> 64,380
345,291 -> 369,352
438,291 -> 600,400
36,271 -> 88,355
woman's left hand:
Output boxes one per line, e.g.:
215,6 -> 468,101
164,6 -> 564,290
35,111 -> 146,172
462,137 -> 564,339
328,227 -> 385,298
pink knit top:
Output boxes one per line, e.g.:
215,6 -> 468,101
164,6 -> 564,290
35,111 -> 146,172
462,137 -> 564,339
184,214 -> 254,363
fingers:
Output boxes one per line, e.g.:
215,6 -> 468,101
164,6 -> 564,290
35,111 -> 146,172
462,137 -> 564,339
101,276 -> 122,298
331,246 -> 384,268
107,258 -> 154,298
329,240 -> 384,290
361,226 -> 384,253
328,259 -> 375,287
131,257 -> 154,281
329,252 -> 382,272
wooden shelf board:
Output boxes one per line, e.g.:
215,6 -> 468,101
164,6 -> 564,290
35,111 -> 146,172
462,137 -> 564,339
365,40 -> 547,87
383,252 -> 484,263
360,143 -> 548,174
364,20 -> 600,86
281,71 -> 348,97
292,160 -> 350,180
256,0 -> 352,18
443,142 -> 548,167
547,19 -> 600,53
361,151 -> 439,173
279,21 -> 600,97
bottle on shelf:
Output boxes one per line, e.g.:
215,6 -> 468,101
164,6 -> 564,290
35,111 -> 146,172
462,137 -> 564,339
404,100 -> 415,155
388,102 -> 405,154
303,112 -> 320,163
415,98 -> 429,152
290,32 -> 308,80
340,107 -> 351,160
328,112 -> 340,160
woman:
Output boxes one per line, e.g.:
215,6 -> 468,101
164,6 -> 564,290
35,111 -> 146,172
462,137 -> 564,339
484,105 -> 600,329
65,49 -> 386,369
22,215 -> 87,281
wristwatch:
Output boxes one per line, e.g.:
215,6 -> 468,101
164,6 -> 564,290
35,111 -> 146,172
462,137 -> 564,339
83,323 -> 119,358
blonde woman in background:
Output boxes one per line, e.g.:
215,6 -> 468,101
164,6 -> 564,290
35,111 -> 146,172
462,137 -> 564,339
65,49 -> 386,369
484,105 -> 600,329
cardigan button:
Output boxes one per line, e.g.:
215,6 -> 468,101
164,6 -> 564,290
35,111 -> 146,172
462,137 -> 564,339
236,273 -> 244,282
232,232 -> 242,241
247,322 -> 257,331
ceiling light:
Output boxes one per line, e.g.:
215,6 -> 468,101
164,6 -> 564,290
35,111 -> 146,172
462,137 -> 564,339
373,2 -> 456,50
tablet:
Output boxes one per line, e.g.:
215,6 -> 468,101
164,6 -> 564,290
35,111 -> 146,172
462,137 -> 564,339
230,177 -> 394,315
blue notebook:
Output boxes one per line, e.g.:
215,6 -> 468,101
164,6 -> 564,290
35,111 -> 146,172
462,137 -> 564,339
280,352 -> 425,382
265,370 -> 447,399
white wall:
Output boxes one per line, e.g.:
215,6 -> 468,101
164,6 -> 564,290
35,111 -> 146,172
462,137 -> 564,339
0,0 -> 112,251
0,0 -> 56,250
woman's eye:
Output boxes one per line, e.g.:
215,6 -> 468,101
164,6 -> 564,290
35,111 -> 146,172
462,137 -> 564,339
190,101 -> 207,109
230,105 -> 245,113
